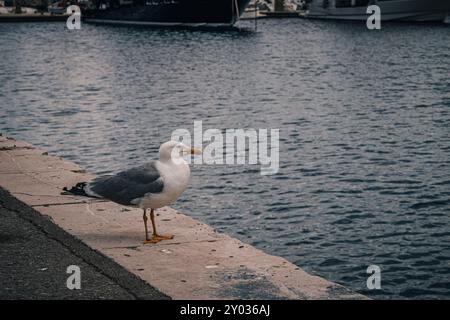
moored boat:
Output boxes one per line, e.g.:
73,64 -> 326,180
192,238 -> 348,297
304,0 -> 450,22
83,0 -> 252,27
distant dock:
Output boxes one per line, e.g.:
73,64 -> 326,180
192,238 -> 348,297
265,10 -> 301,18
0,13 -> 69,22
240,10 -> 301,20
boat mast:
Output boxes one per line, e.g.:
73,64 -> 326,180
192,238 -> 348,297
14,0 -> 22,14
231,0 -> 240,25
231,0 -> 235,24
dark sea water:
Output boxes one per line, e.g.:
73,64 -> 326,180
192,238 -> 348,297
1,19 -> 449,299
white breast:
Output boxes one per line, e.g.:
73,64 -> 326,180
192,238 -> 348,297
139,159 -> 190,209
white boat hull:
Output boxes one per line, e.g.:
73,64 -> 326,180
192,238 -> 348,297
306,0 -> 450,22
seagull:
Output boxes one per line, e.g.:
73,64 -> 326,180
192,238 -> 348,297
64,141 -> 202,244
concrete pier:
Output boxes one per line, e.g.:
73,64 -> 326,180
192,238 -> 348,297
0,134 -> 367,299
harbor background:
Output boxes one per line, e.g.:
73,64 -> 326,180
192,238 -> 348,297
0,19 -> 449,299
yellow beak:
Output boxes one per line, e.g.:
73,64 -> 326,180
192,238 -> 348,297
190,147 -> 202,155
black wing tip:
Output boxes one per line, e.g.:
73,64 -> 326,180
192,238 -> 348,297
62,182 -> 88,196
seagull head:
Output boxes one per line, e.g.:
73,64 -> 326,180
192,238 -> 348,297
159,140 -> 202,162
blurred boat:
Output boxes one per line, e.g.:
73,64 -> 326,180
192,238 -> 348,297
83,0 -> 252,27
48,0 -> 70,14
0,7 -> 13,14
304,0 -> 450,22
240,1 -> 269,20
0,6 -> 38,13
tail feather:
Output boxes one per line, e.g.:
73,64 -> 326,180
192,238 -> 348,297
62,182 -> 90,197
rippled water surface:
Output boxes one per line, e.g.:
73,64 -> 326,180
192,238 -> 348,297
1,20 -> 449,299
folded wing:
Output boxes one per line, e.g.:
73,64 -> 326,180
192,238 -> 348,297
86,162 -> 164,206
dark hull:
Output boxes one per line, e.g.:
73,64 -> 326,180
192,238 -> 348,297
84,0 -> 251,26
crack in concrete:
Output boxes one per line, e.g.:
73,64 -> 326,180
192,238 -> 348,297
102,238 -> 222,250
31,200 -> 108,207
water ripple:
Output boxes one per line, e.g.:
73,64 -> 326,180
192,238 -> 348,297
1,20 -> 449,299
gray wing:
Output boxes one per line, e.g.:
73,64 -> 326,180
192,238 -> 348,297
86,162 -> 164,206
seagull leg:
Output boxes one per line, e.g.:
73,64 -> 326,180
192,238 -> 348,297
143,208 -> 173,244
142,209 -> 151,242
150,209 -> 174,241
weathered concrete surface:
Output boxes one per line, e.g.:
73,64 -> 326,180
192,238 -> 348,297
0,187 -> 169,300
0,134 -> 367,299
